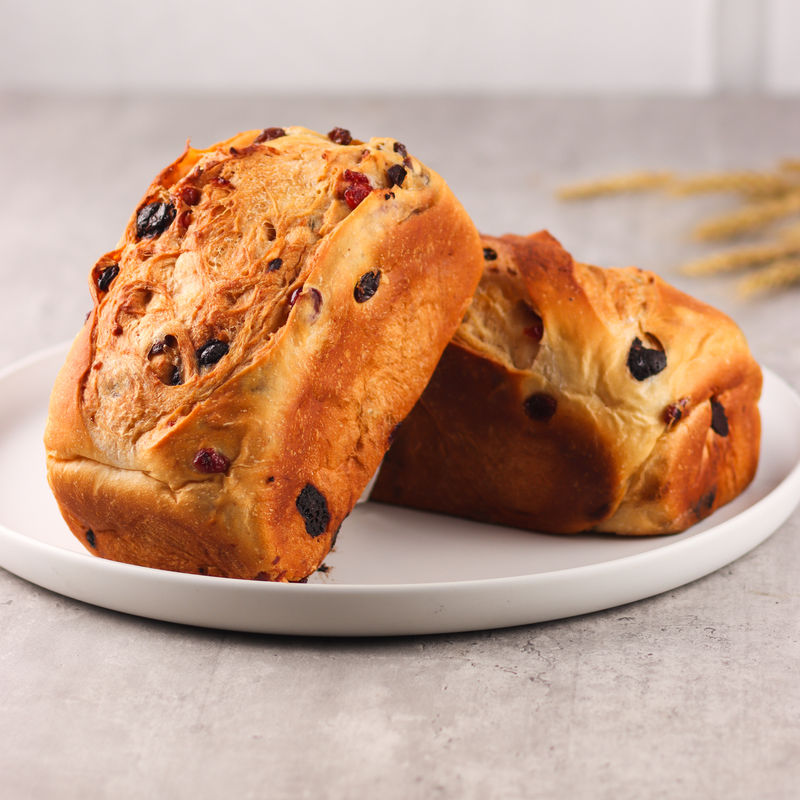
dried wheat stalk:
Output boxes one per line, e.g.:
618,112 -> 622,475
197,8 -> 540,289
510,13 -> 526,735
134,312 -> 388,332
738,258 -> 800,296
681,240 -> 800,275
557,171 -> 673,200
692,191 -> 800,241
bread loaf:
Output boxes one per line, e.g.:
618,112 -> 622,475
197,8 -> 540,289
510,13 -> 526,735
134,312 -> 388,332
371,231 -> 762,535
45,126 -> 484,580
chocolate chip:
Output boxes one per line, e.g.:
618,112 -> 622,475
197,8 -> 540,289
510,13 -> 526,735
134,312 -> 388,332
523,393 -> 557,420
387,164 -> 406,187
627,337 -> 667,381
268,258 -> 283,272
354,270 -> 381,303
255,127 -> 286,143
295,483 -> 330,538
86,529 -> 96,548
193,448 -> 230,474
136,202 -> 176,239
483,247 -> 498,261
96,265 -> 119,292
196,339 -> 229,367
328,127 -> 352,145
710,399 -> 729,436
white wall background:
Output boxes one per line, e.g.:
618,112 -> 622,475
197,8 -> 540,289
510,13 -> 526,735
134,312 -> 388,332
1,0 -> 799,94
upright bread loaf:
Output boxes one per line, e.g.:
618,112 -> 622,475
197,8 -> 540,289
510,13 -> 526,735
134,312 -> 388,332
372,231 -> 762,535
45,126 -> 483,580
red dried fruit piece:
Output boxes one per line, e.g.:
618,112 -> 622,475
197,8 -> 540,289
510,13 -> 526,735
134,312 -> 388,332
177,210 -> 192,230
328,127 -> 352,145
179,185 -> 201,205
523,313 -> 544,341
193,448 -> 230,474
341,169 -> 372,210
663,397 -> 689,426
523,393 -> 557,421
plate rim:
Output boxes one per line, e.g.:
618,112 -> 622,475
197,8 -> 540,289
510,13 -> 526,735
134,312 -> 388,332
1,342 -> 799,634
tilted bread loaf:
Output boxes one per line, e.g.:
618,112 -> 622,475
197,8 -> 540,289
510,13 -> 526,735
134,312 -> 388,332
45,126 -> 483,580
371,231 -> 762,535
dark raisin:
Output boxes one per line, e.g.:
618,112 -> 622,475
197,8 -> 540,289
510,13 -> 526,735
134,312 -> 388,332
255,127 -> 286,143
393,141 -> 412,166
148,340 -> 166,357
289,287 -> 302,306
483,247 -> 498,261
523,313 -> 544,341
112,325 -> 123,336
197,339 -> 229,367
295,483 -> 330,538
169,366 -> 182,386
266,476 -> 275,483
136,202 -> 176,239
710,399 -> 729,436
523,393 -> 557,421
179,185 -> 201,205
308,288 -> 323,317
694,489 -> 716,516
96,264 -> 119,292
627,337 -> 667,381
268,257 -> 283,272
328,127 -> 352,145
354,270 -> 381,303
193,448 -> 230,474
254,572 -> 270,581
212,176 -> 233,188
387,164 -> 407,187
86,529 -> 96,548
316,563 -> 330,574
384,192 -> 395,200
229,146 -> 241,156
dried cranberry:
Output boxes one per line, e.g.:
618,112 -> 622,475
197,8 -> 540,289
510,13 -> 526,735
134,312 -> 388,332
342,170 -> 372,209
179,185 -> 201,205
268,258 -> 283,272
393,141 -> 412,166
710,399 -> 729,436
295,483 -> 330,537
96,264 -> 119,292
112,325 -> 123,336
211,176 -> 233,188
387,164 -> 406,187
289,287 -> 302,306
627,337 -> 667,381
328,127 -> 352,145
523,314 -> 544,341
196,339 -> 229,367
193,448 -> 230,474
523,393 -> 557,420
255,127 -> 286,143
136,202 -> 176,239
354,270 -> 381,303
664,398 -> 689,426
483,247 -> 498,261
177,209 -> 192,229
86,529 -> 96,548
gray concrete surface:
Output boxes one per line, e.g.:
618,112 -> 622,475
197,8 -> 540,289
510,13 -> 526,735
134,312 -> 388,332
1,94 -> 799,799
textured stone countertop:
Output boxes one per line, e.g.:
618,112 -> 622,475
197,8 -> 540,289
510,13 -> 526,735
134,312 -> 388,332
1,94 -> 798,799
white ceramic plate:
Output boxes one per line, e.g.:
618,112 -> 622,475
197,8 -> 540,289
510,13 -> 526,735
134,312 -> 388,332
1,344 -> 799,636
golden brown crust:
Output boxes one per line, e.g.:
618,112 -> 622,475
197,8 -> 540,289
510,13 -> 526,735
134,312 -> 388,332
45,127 -> 483,579
371,231 -> 762,535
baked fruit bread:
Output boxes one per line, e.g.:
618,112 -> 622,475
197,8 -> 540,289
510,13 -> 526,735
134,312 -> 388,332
371,231 -> 762,535
45,126 -> 483,580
